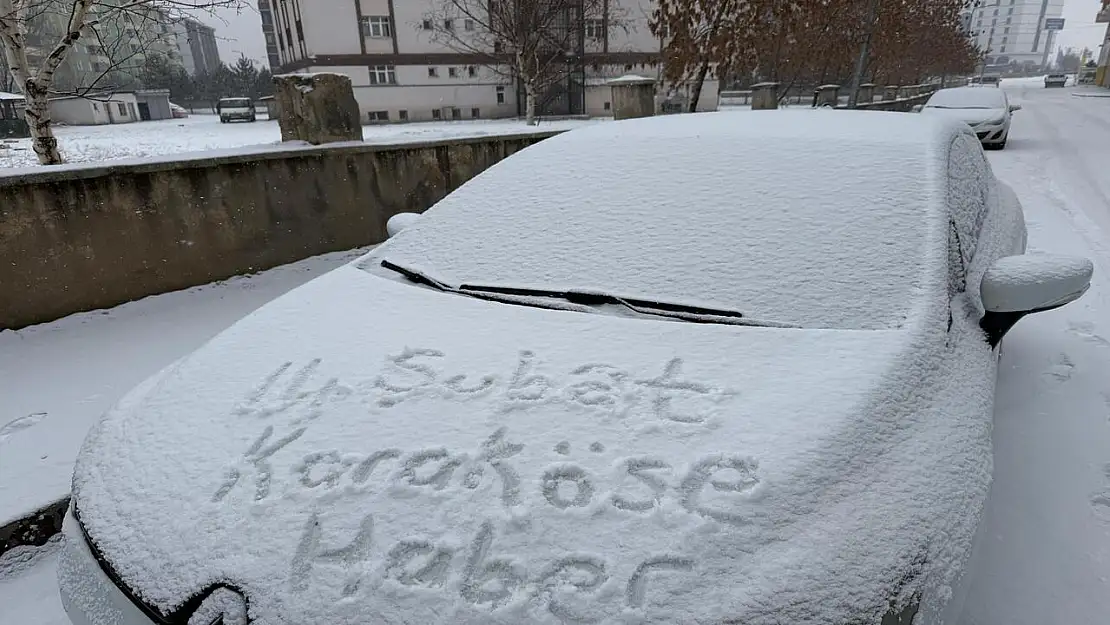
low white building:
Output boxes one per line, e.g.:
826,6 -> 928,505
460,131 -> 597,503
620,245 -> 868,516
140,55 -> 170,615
264,0 -> 717,122
50,94 -> 141,125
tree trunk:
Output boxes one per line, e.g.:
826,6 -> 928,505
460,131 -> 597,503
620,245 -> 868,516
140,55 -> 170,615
524,82 -> 537,126
22,78 -> 63,165
688,60 -> 710,113
847,0 -> 882,108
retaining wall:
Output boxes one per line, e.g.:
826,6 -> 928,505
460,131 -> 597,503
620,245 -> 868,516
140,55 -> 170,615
0,132 -> 560,330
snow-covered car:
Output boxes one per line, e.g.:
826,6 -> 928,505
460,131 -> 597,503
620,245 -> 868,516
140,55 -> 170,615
1044,73 -> 1068,88
916,86 -> 1021,149
217,97 -> 257,123
169,102 -> 189,119
58,111 -> 1093,625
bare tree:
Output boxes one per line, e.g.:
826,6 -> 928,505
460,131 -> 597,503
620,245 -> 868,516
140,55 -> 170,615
0,0 -> 244,165
424,0 -> 613,125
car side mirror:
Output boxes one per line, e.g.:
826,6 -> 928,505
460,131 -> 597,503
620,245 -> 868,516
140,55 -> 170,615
979,254 -> 1093,347
911,104 -> 924,113
386,212 -> 422,238
1009,104 -> 1022,112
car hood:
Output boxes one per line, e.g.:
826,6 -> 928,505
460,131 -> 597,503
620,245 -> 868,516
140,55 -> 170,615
71,264 -> 994,625
920,107 -> 1006,125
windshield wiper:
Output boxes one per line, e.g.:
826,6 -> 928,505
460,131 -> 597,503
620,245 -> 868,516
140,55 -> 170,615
379,259 -> 797,328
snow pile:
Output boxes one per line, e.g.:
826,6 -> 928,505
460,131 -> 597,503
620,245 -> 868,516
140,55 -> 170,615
68,111 -> 1010,624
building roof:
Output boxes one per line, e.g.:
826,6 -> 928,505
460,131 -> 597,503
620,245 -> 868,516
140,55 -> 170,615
0,91 -> 25,101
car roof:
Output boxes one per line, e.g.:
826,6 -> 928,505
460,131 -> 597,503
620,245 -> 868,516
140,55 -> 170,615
366,110 -> 961,330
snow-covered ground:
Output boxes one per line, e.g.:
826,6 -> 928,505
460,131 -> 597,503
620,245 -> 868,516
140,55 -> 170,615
0,114 -> 600,170
3,84 -> 1110,623
0,247 -> 372,529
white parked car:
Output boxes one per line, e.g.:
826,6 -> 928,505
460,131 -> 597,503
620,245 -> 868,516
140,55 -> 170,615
915,86 -> 1021,149
58,111 -> 1091,625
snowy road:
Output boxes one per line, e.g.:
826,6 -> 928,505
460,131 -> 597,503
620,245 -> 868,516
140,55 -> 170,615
3,83 -> 1110,623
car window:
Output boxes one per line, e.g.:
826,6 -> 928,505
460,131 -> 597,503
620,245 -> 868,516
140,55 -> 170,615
946,133 -> 992,295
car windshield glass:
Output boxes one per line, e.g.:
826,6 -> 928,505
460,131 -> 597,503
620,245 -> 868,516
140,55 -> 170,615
361,114 -> 936,331
220,99 -> 250,107
926,88 -> 1004,109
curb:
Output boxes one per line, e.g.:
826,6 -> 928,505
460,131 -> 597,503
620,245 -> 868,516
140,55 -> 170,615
1070,92 -> 1110,98
0,497 -> 69,557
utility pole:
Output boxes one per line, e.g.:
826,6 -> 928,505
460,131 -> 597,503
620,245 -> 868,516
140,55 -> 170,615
848,0 -> 882,107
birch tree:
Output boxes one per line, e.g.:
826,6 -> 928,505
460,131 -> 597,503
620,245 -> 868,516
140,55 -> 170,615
0,0 -> 243,165
425,0 -> 614,125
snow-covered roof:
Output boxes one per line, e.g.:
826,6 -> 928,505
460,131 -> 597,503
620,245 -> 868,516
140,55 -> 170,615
606,74 -> 655,85
0,91 -> 24,101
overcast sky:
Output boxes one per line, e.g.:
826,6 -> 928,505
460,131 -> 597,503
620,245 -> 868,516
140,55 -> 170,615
202,0 -> 1109,70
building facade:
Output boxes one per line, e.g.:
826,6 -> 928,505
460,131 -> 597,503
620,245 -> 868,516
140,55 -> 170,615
264,0 -> 717,122
259,0 -> 283,70
172,18 -> 222,76
967,0 -> 1065,69
1095,0 -> 1110,87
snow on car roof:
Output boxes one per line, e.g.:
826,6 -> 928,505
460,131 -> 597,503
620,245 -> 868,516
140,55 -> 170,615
366,110 -> 959,331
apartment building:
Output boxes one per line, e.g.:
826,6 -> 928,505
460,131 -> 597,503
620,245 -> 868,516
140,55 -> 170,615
968,0 -> 1065,68
172,18 -> 223,77
265,0 -> 717,122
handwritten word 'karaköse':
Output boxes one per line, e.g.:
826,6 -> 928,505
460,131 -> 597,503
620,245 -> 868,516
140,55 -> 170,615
213,427 -> 762,527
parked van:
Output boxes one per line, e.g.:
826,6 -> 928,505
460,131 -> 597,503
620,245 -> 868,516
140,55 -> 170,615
217,97 -> 257,123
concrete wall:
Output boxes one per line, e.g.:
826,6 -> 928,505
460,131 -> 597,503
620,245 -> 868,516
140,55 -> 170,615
0,132 -> 561,330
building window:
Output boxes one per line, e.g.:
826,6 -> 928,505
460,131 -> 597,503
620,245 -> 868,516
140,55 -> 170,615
432,109 -> 442,120
422,19 -> 433,30
603,101 -> 611,111
428,67 -> 439,78
451,107 -> 461,120
368,110 -> 389,122
624,64 -> 633,70
92,103 -> 100,112
1004,27 -> 1009,34
494,41 -> 503,52
468,65 -> 477,77
444,19 -> 454,30
464,19 -> 475,31
369,65 -> 396,84
361,16 -> 392,38
585,19 -> 605,39
448,67 -> 458,78
117,102 -> 127,116
471,107 -> 480,118
999,46 -> 1006,53
130,43 -> 140,53
1001,36 -> 1007,44
399,110 -> 408,121
496,85 -> 505,104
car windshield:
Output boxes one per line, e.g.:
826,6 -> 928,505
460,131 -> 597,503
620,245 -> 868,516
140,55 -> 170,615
926,88 -> 1005,109
363,113 -> 938,331
220,98 -> 251,107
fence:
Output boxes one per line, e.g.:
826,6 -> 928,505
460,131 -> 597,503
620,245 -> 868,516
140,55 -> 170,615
720,82 -> 939,109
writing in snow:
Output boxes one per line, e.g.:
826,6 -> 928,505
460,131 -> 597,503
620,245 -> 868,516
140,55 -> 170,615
231,348 -> 739,425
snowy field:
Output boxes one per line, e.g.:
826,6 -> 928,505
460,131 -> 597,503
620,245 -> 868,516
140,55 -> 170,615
0,113 -> 600,170
4,83 -> 1110,624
